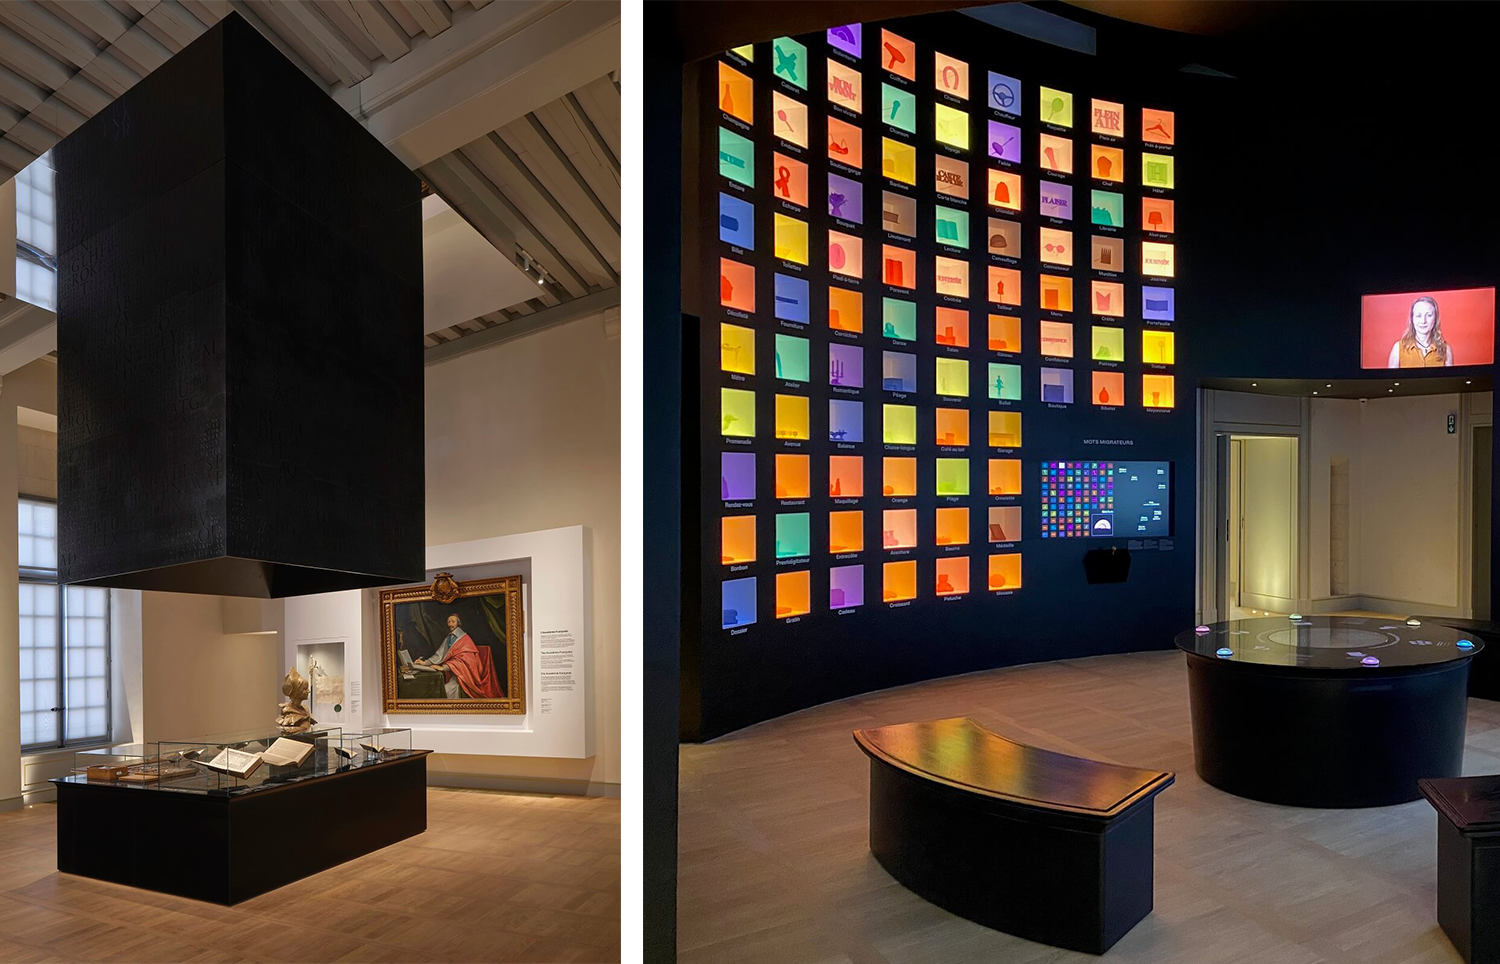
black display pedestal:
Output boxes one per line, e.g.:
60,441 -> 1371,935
854,718 -> 1173,954
1420,776 -> 1500,964
1409,616 -> 1500,700
54,751 -> 430,904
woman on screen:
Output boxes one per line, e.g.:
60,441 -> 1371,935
1388,296 -> 1453,367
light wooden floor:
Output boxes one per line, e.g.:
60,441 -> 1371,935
679,650 -> 1500,964
0,787 -> 619,963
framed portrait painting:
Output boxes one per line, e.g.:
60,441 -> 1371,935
380,572 -> 525,714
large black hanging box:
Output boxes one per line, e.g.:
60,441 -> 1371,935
54,14 -> 425,597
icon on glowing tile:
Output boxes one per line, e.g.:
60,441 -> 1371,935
772,92 -> 807,147
881,29 -> 914,80
772,37 -> 807,89
722,577 -> 756,629
935,52 -> 967,98
883,559 -> 918,602
828,116 -> 863,169
829,286 -> 862,333
1039,86 -> 1072,127
829,564 -> 864,608
935,505 -> 969,544
776,570 -> 811,618
828,511 -> 863,557
829,455 -> 863,498
935,556 -> 969,596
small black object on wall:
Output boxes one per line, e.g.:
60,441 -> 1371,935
53,14 -> 424,598
1083,547 -> 1132,584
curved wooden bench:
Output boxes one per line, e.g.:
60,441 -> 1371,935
853,717 -> 1173,954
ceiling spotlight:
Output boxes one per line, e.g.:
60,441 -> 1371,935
1394,382 -> 1400,386
518,249 -> 550,286
1312,391 -> 1318,395
1466,380 -> 1473,385
1325,384 -> 1331,388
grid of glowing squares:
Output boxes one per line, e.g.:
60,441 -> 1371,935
719,62 -> 753,125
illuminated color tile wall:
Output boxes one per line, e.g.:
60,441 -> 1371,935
706,18 -> 1177,633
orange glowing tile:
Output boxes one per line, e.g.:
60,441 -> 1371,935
719,62 -> 754,125
987,506 -> 1022,542
1143,374 -> 1175,409
935,408 -> 969,447
774,453 -> 810,499
883,457 -> 917,497
828,116 -> 863,169
935,306 -> 969,347
883,245 -> 915,289
1039,274 -> 1073,312
829,286 -> 863,332
829,510 -> 864,553
988,411 -> 1022,448
720,258 -> 755,312
882,509 -> 917,550
935,556 -> 970,596
721,515 -> 755,564
989,266 -> 1021,307
829,455 -> 864,497
988,553 -> 1022,590
988,314 -> 1021,353
935,507 -> 970,546
883,559 -> 917,601
776,570 -> 811,617
1093,370 -> 1125,406
988,458 -> 1022,495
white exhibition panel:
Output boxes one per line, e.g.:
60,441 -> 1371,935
283,525 -> 592,761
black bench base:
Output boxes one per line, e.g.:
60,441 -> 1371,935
55,753 -> 428,904
867,758 -> 1158,954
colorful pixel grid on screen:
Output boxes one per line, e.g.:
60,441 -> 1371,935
707,23 -> 1178,628
1041,462 -> 1115,538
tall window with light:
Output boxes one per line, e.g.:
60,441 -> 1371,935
19,498 -> 109,748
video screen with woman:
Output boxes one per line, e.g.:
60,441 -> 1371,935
1360,287 -> 1494,368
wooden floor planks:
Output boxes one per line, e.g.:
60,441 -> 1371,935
0,787 -> 619,964
679,650 -> 1500,964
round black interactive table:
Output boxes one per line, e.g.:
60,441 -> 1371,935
1176,616 -> 1482,808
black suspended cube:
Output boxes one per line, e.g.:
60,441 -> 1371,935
53,13 -> 424,598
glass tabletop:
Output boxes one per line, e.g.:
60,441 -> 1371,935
1175,615 -> 1484,669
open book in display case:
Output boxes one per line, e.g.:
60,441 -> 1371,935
52,725 -> 427,903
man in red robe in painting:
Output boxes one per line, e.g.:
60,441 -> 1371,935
414,614 -> 504,699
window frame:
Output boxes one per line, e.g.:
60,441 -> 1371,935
18,496 -> 112,752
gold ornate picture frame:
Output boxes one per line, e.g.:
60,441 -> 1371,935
380,573 -> 525,714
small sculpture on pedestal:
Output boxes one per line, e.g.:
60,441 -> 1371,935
275,666 -> 316,734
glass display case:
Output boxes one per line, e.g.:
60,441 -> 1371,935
73,745 -> 154,783
338,727 -> 412,767
56,725 -> 423,797
154,725 -> 343,794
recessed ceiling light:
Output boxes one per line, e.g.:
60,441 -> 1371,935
1388,389 -> 1394,393
1251,382 -> 1258,387
1312,391 -> 1319,395
1394,382 -> 1400,386
1325,384 -> 1331,388
1466,380 -> 1473,385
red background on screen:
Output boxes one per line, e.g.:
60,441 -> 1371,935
1360,287 -> 1495,368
